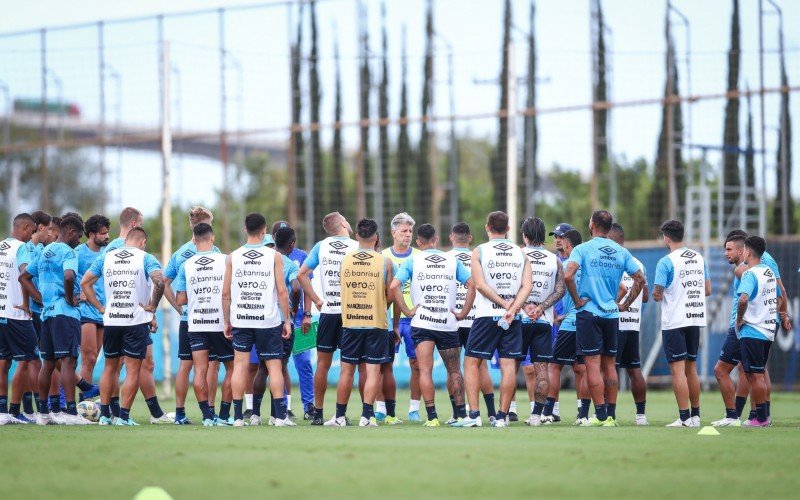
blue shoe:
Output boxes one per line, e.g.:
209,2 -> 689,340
173,416 -> 193,425
408,410 -> 421,422
99,416 -> 115,426
81,385 -> 100,401
14,414 -> 34,424
452,416 -> 483,428
375,412 -> 387,423
114,418 -> 139,426
203,418 -> 223,427
214,416 -> 232,426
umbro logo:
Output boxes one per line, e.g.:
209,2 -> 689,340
425,254 -> 446,264
181,249 -> 195,260
115,250 -> 134,259
329,240 -> 349,250
242,250 -> 264,260
456,253 -> 471,262
598,246 -> 617,256
493,242 -> 513,252
764,269 -> 774,278
0,242 -> 10,251
353,251 -> 373,261
680,250 -> 697,259
527,250 -> 547,260
195,256 -> 215,267
44,250 -> 55,259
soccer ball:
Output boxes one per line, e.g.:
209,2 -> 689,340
77,401 -> 100,422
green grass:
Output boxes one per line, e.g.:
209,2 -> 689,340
2,388 -> 800,499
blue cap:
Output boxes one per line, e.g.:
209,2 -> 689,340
262,235 -> 275,246
549,223 -> 575,237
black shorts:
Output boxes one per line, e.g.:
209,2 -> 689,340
740,337 -> 772,374
718,327 -> 741,366
189,330 -> 234,362
178,321 -> 192,361
576,311 -> 618,356
32,314 -> 42,344
282,330 -> 295,361
616,330 -> 642,369
465,317 -> 523,360
662,326 -> 700,363
317,313 -> 343,353
521,322 -> 553,362
340,328 -> 389,365
553,330 -> 583,365
384,330 -> 397,364
41,316 -> 81,360
104,323 -> 151,360
458,327 -> 471,348
232,326 -> 284,361
0,319 -> 40,361
411,327 -> 460,351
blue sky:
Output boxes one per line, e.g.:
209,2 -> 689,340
1,0 -> 798,217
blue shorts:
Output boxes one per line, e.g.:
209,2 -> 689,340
739,337 -> 772,374
316,313 -> 343,353
552,329 -> 583,365
411,327 -> 460,351
104,323 -> 151,359
718,327 -> 741,366
398,318 -> 415,359
0,319 -> 40,361
662,326 -> 700,363
41,316 -> 81,360
465,317 -> 523,360
189,330 -> 234,362
340,328 -> 390,365
616,330 -> 641,369
521,322 -> 553,363
576,311 -> 618,356
178,321 -> 192,361
458,327 -> 471,348
232,326 -> 284,361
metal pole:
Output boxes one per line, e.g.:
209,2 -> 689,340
665,1 -> 677,220
448,46 -> 458,226
506,39 -> 518,243
758,0 -> 767,235
589,0 -> 599,212
1,81 -> 16,230
768,0 -> 788,234
219,8 -> 230,251
98,21 -> 107,214
40,28 -> 48,212
172,64 -> 184,241
160,40 -> 173,399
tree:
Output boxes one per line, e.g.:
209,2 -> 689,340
355,0 -> 370,219
745,86 -> 756,203
773,31 -> 795,233
289,2 -> 305,232
490,0 -> 512,213
591,0 -> 609,211
331,37 -> 345,215
379,1 -> 392,222
397,26 -> 412,211
722,0 -> 741,202
417,0 -> 434,223
650,35 -> 685,235
309,0 -> 323,239
522,0 -> 538,217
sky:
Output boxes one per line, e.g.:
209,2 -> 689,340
0,0 -> 798,217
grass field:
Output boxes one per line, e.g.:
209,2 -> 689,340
2,388 -> 799,499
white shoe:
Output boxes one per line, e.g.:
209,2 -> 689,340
268,416 -> 276,426
666,418 -> 692,427
249,414 -> 262,426
36,413 -> 54,426
23,412 -> 37,421
690,416 -> 701,427
150,413 -> 174,425
711,417 -> 741,427
0,413 -> 15,425
444,416 -> 457,425
573,417 -> 589,426
50,412 -> 68,425
491,417 -> 508,427
64,414 -> 92,425
274,417 -> 297,427
233,419 -> 246,427
526,414 -> 542,426
635,414 -> 649,426
358,416 -> 378,427
323,416 -> 348,427
541,415 -> 555,425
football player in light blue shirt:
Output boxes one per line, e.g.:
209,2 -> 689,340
564,211 -> 644,426
74,215 -> 110,401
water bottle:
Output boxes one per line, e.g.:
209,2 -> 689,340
498,318 -> 510,330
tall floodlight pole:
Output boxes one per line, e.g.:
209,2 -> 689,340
160,39 -> 173,398
665,1 -> 677,220
506,39 -> 518,243
758,1 -> 767,234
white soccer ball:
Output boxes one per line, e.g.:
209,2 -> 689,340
77,401 -> 100,422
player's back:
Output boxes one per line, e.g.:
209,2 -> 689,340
36,242 -> 79,317
569,237 -> 632,317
